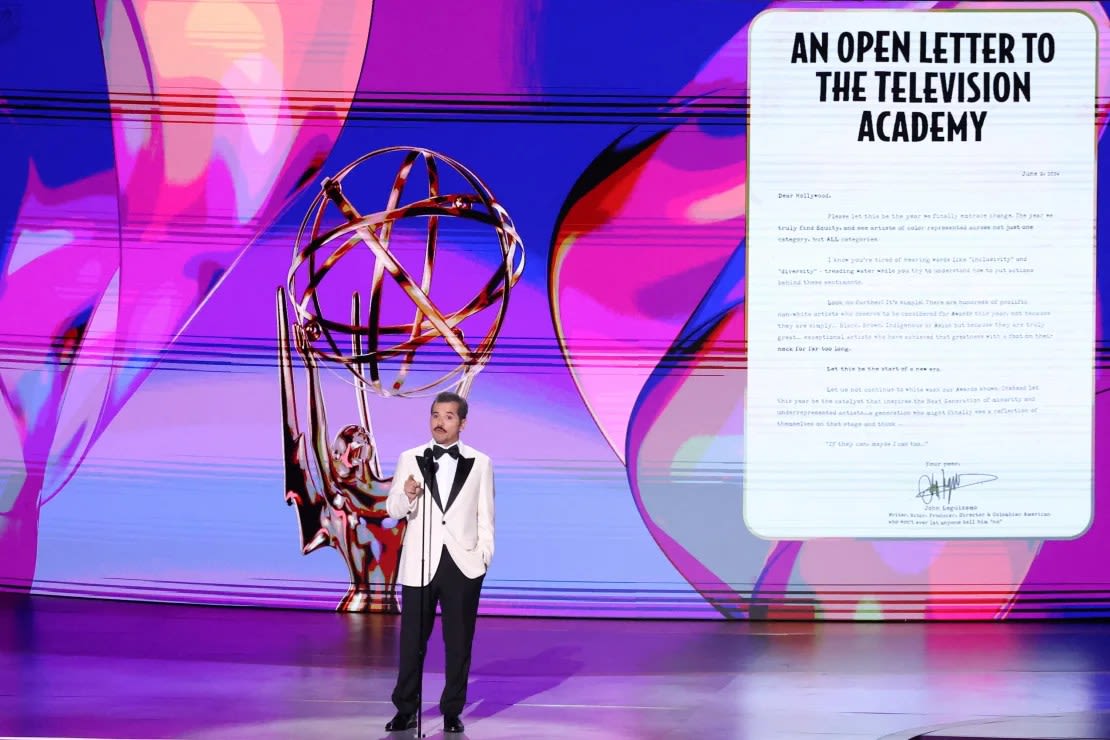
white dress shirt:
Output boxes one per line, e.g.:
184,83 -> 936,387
432,442 -> 460,505
405,441 -> 461,513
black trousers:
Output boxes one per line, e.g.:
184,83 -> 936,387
392,546 -> 484,717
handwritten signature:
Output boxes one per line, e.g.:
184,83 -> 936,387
916,469 -> 998,504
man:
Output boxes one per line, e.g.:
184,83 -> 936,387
384,391 -> 495,734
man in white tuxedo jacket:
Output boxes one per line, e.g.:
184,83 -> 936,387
383,391 -> 495,735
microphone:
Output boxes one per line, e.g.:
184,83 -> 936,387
421,447 -> 439,474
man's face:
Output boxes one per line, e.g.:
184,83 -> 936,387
430,401 -> 466,446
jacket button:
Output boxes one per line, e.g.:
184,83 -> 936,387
441,520 -> 446,525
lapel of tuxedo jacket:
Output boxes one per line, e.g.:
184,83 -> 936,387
444,448 -> 475,513
415,452 -> 445,511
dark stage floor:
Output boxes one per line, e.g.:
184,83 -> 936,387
1,595 -> 1109,739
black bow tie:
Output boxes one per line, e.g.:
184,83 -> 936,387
433,445 -> 460,460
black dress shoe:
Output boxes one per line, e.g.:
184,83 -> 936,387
385,712 -> 417,732
443,715 -> 465,733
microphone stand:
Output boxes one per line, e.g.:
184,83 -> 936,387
415,451 -> 435,739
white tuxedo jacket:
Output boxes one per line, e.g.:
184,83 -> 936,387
385,441 -> 495,587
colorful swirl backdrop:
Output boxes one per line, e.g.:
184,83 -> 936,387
1,0 -> 1108,620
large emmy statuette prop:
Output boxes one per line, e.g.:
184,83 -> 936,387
276,147 -> 524,612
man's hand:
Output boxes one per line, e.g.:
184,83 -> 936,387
404,474 -> 423,502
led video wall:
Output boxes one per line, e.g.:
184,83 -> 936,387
2,0 -> 1109,620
